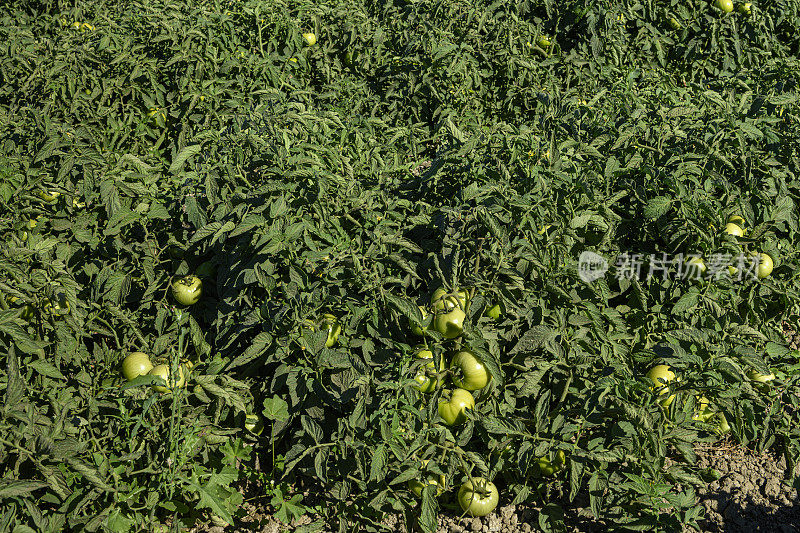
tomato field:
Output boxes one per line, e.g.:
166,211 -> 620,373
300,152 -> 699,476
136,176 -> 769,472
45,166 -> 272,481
1,0 -> 800,531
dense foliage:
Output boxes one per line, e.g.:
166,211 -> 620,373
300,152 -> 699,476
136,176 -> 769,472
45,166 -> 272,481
1,0 -> 799,531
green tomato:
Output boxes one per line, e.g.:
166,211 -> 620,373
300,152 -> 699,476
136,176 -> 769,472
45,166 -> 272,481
450,350 -> 491,391
692,396 -> 715,422
727,214 -> 746,227
122,351 -> 154,380
738,2 -> 751,14
172,275 -> 203,305
411,305 -> 429,336
438,388 -> 475,426
534,450 -> 567,477
536,36 -> 551,48
484,304 -> 501,320
431,288 -> 467,313
302,32 -> 316,46
457,478 -> 499,517
408,460 -> 446,497
43,293 -> 70,315
413,349 -> 442,393
752,252 -> 774,279
725,223 -> 744,237
714,0 -> 734,12
646,365 -> 677,408
433,307 -> 465,339
244,414 -> 264,435
37,189 -> 60,203
686,257 -> 707,278
149,364 -> 187,393
322,313 -> 341,347
714,413 -> 731,434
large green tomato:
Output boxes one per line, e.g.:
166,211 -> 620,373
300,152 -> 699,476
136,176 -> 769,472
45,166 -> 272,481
752,253 -> 773,279
431,288 -> 467,312
724,222 -> 744,237
172,275 -> 203,306
714,0 -> 733,12
413,349 -> 442,393
449,350 -> 491,391
646,365 -> 677,407
321,313 -> 341,347
407,460 -> 446,497
122,352 -> 154,380
457,478 -> 499,517
727,214 -> 746,227
433,308 -> 465,339
302,32 -> 316,46
149,364 -> 187,393
438,389 -> 475,426
686,257 -> 706,279
534,450 -> 567,477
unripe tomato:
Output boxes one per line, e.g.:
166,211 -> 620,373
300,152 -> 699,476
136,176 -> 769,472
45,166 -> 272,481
724,223 -> 744,237
411,305 -> 429,336
433,308 -> 465,339
686,257 -> 706,278
438,389 -> 474,426
449,350 -> 491,391
302,32 -> 316,46
43,293 -> 70,315
413,349 -> 442,393
431,288 -> 467,313
37,189 -> 60,203
149,364 -> 187,393
738,2 -> 751,14
321,313 -> 341,347
484,304 -> 501,320
534,450 -> 567,477
714,413 -> 731,434
727,214 -> 746,227
244,413 -> 264,435
457,478 -> 499,517
407,460 -> 446,497
171,275 -> 203,305
536,36 -> 551,48
752,253 -> 773,279
646,365 -> 677,407
714,0 -> 734,12
122,352 -> 154,380
691,396 -> 715,422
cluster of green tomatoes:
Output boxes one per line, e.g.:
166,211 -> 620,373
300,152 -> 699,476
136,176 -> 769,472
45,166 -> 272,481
403,288 -> 566,517
646,360 -> 776,433
119,274 -> 203,391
